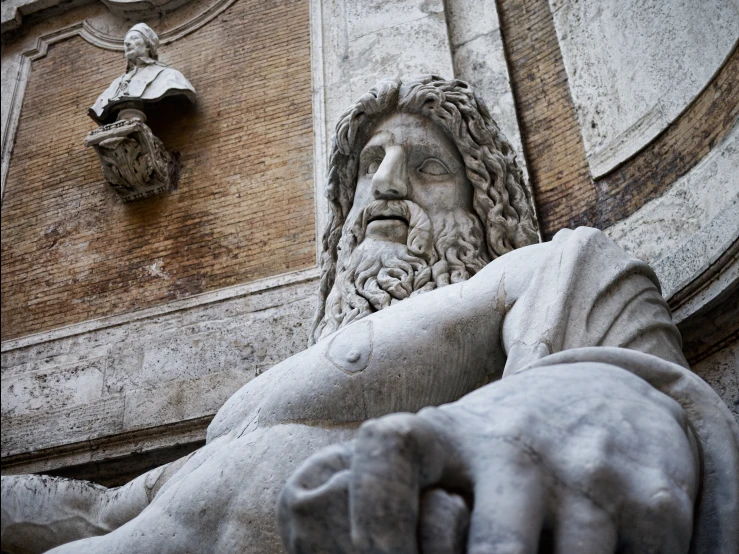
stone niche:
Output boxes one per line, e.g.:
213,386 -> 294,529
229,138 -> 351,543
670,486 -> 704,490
85,22 -> 196,202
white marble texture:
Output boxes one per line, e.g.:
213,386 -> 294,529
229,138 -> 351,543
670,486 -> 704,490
605,122 -> 739,301
550,0 -> 739,177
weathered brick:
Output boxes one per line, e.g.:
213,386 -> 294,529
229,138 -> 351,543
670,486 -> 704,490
1,0 -> 315,340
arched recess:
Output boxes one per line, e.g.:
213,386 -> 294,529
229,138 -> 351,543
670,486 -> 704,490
496,0 -> 738,367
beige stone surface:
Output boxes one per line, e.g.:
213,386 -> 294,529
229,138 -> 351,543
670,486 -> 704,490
550,0 -> 739,176
1,274 -> 317,466
605,123 -> 739,301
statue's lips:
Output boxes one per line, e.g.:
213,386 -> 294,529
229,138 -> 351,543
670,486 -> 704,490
368,215 -> 408,224
366,215 -> 408,243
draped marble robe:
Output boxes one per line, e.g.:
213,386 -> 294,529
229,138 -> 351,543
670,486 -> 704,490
501,228 -> 739,553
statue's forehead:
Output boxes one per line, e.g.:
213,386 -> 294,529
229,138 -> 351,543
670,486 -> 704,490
363,112 -> 461,160
125,30 -> 146,42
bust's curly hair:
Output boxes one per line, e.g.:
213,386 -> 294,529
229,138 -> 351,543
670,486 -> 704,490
310,76 -> 540,344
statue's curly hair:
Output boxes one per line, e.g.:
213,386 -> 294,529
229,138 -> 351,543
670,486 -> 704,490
310,76 -> 540,344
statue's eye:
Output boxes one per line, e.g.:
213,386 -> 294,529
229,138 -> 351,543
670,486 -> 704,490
418,158 -> 449,176
366,159 -> 382,174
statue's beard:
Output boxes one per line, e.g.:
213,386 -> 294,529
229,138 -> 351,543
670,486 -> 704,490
316,199 -> 490,341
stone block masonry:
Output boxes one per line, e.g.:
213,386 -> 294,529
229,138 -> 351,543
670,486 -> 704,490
2,273 -> 318,479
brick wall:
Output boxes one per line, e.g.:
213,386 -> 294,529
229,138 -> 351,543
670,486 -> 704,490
1,0 -> 314,340
497,0 -> 596,238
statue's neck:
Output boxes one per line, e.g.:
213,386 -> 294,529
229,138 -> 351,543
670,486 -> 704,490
126,57 -> 157,71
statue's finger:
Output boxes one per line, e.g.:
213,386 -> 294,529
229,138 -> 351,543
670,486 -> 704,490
278,442 -> 354,554
349,413 -> 451,554
418,488 -> 470,554
466,452 -> 547,554
549,498 -> 617,554
619,474 -> 694,554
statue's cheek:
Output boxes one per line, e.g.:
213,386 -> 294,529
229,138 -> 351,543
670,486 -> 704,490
325,320 -> 374,374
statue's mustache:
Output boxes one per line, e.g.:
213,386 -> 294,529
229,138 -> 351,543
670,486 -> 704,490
352,200 -> 435,263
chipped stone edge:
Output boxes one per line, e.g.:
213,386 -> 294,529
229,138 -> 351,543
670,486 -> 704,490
1,0 -> 238,200
0,266 -> 320,353
309,0 -> 329,262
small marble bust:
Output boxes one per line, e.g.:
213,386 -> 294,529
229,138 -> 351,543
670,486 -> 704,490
89,23 -> 196,124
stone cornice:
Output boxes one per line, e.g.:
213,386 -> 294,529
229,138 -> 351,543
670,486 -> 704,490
1,266 -> 319,352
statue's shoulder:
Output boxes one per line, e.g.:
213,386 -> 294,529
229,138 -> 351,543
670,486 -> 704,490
497,225 -> 662,307
144,63 -> 197,102
550,226 -> 638,265
89,75 -> 125,122
551,226 -> 609,245
498,226 -> 625,274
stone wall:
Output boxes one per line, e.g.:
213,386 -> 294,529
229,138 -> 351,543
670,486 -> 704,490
692,339 -> 739,422
497,0 -> 739,240
550,0 -> 739,177
2,270 -> 318,483
1,0 -> 315,341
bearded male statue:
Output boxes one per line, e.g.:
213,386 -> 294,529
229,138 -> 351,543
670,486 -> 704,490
2,77 -> 737,554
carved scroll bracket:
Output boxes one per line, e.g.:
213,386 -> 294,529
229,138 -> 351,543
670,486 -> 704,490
84,115 -> 177,202
82,22 -> 194,202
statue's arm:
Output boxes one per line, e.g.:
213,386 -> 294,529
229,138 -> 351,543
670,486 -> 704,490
1,469 -> 154,554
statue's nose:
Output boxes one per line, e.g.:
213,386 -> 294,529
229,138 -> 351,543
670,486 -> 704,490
371,146 -> 407,200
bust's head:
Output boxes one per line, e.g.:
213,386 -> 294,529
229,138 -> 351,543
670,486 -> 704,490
311,76 -> 539,343
124,23 -> 159,68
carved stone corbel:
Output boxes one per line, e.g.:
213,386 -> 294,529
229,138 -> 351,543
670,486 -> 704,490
85,22 -> 196,202
84,115 -> 176,203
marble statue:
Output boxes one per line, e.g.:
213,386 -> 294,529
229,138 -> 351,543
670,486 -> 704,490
88,23 -> 196,125
84,23 -> 196,202
2,77 -> 738,554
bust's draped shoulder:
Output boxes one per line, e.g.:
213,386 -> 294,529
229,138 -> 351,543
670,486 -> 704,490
89,63 -> 197,124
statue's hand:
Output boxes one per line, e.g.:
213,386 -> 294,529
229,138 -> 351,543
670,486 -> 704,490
278,363 -> 700,554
